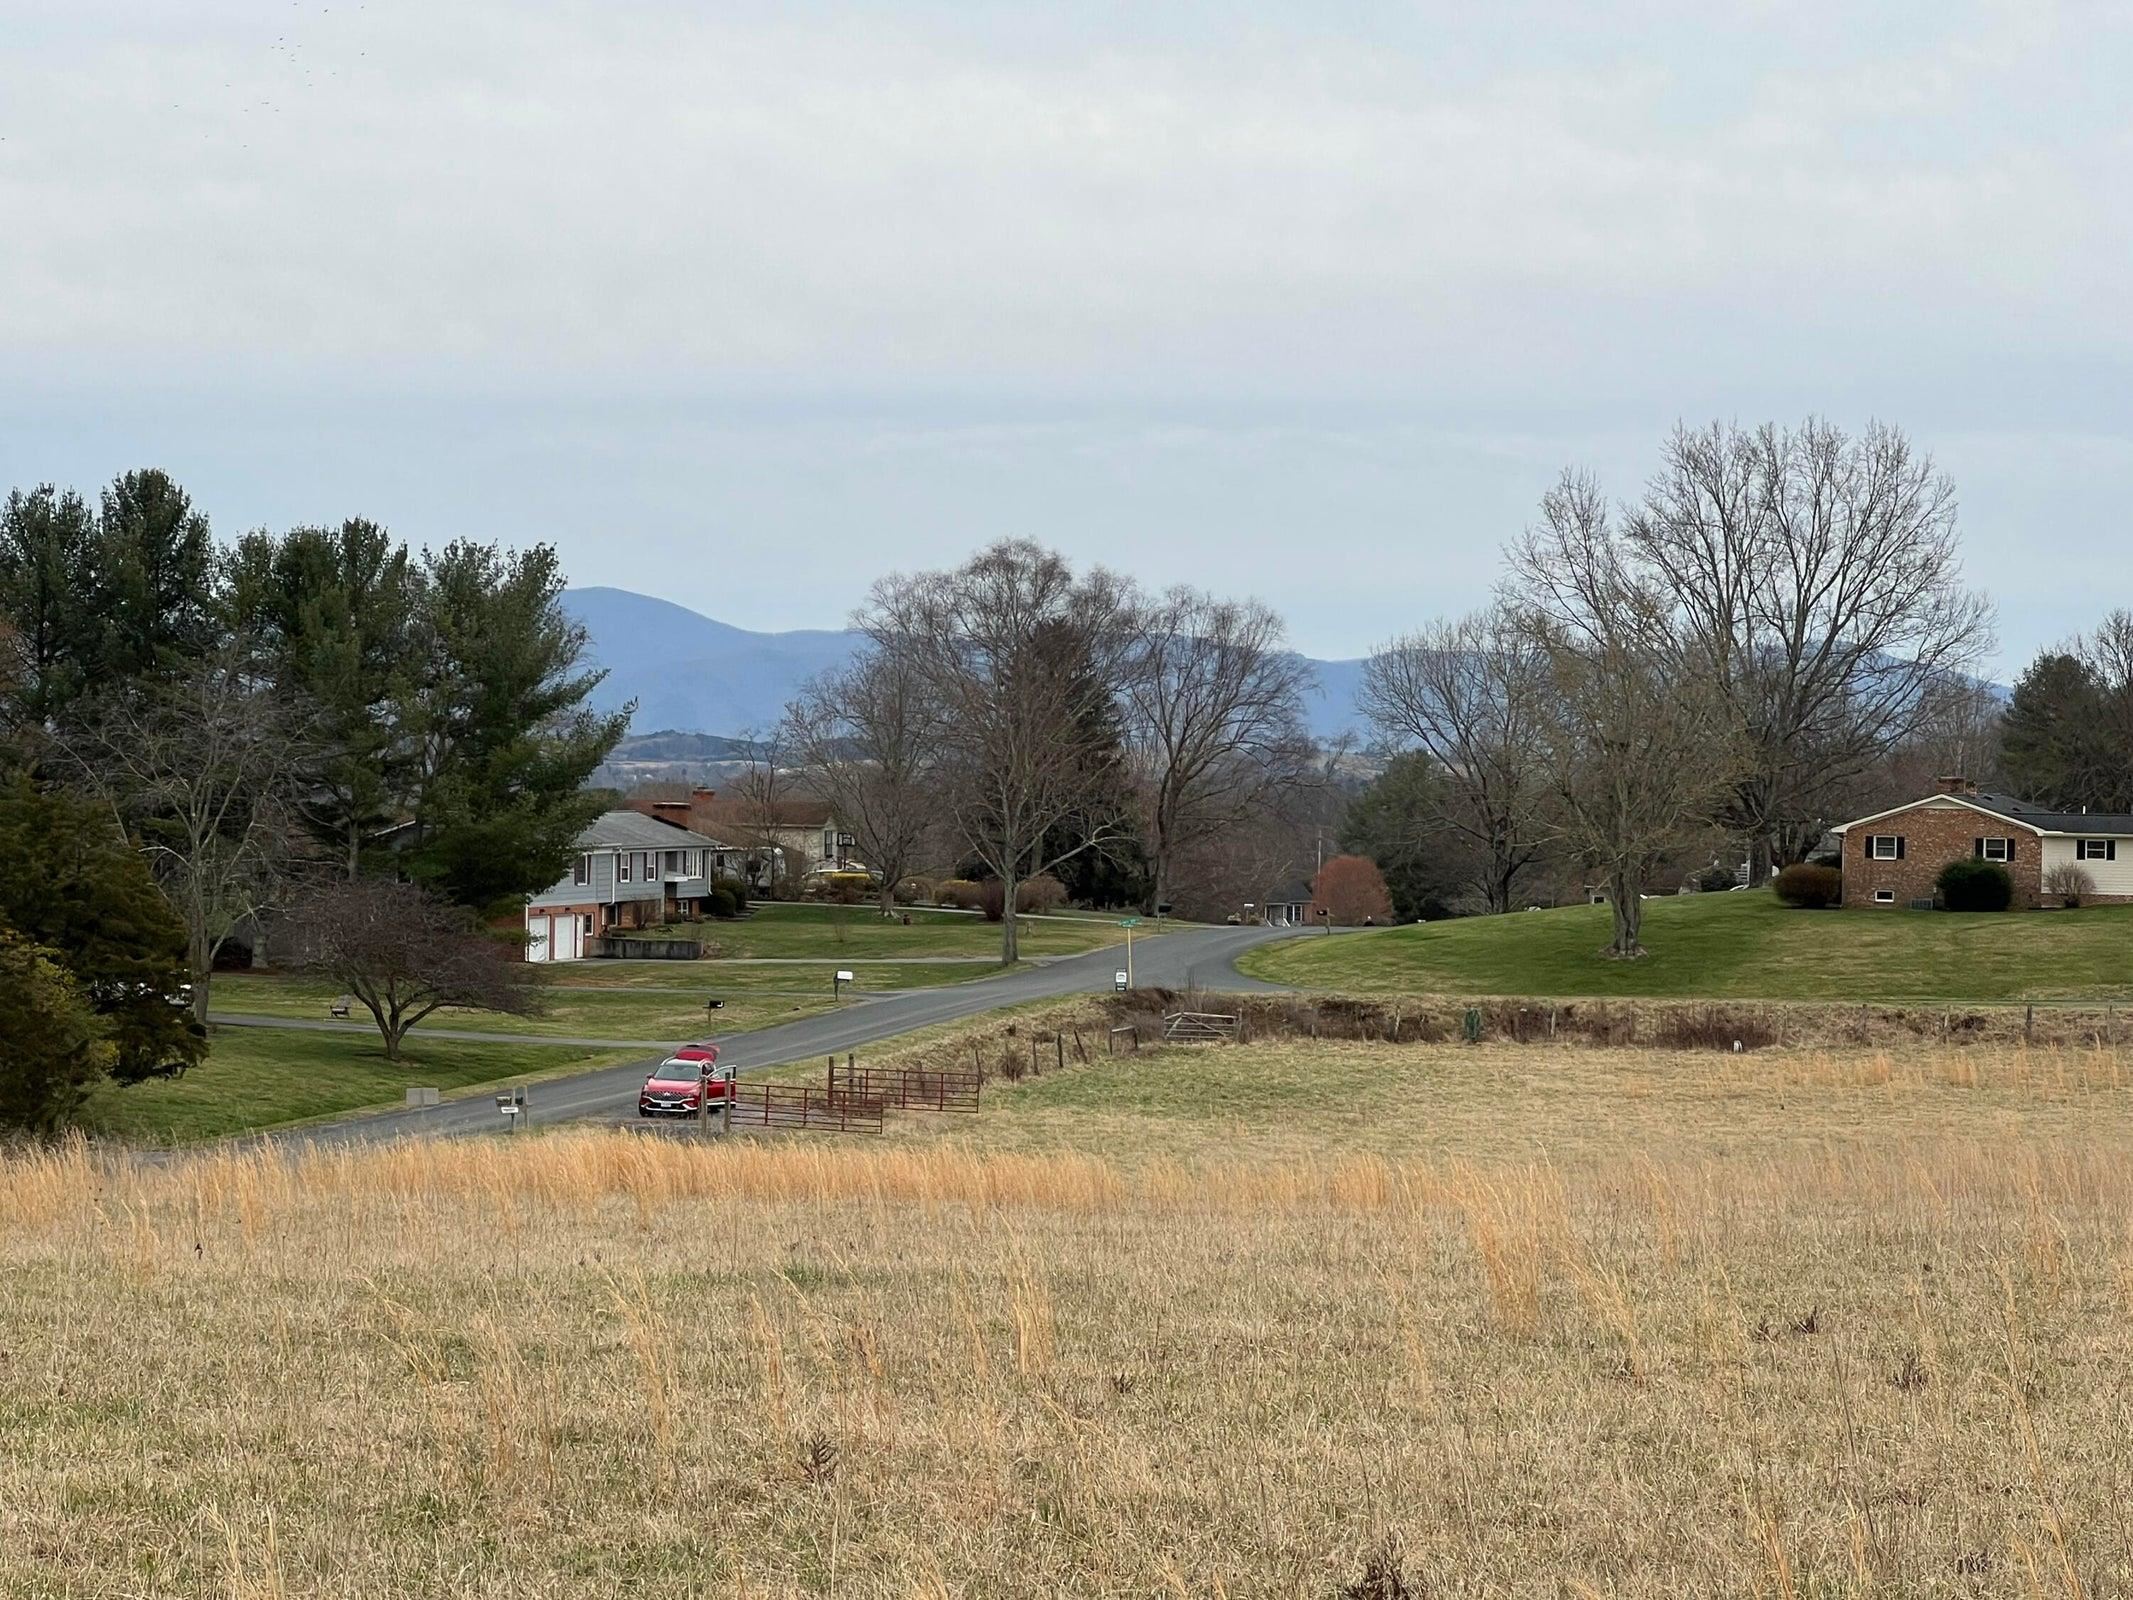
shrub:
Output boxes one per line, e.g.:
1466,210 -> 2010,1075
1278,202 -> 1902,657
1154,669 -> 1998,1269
1773,863 -> 1841,909
811,871 -> 873,906
2044,862 -> 2098,908
1309,855 -> 1394,926
1936,858 -> 2013,912
893,876 -> 933,906
703,885 -> 739,918
1694,864 -> 1738,894
977,880 -> 1007,922
935,878 -> 985,911
1018,875 -> 1067,914
709,876 -> 751,910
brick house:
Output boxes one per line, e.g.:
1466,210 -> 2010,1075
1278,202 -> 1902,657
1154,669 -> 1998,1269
1831,777 -> 2133,908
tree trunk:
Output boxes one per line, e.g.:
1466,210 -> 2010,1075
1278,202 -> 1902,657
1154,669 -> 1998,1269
1747,834 -> 1775,887
1606,868 -> 1645,959
188,925 -> 213,1024
1000,871 -> 1021,964
1487,853 -> 1514,916
348,814 -> 362,881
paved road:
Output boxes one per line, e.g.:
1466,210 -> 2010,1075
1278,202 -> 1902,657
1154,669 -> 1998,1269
278,922 -> 1303,1145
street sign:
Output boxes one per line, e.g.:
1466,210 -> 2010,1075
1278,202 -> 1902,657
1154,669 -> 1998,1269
1118,916 -> 1142,928
1114,971 -> 1129,992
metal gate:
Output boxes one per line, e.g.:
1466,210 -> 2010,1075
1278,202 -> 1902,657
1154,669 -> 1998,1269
727,1082 -> 885,1134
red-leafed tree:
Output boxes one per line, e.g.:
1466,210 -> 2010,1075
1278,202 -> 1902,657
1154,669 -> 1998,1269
1309,855 -> 1394,927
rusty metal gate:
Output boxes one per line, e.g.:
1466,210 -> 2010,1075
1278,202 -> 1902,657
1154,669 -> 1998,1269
727,1082 -> 885,1134
827,1060 -> 982,1113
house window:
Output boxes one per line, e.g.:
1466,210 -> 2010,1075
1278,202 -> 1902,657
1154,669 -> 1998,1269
1869,835 -> 1903,861
572,854 -> 591,886
663,850 -> 680,876
1873,889 -> 1895,904
1980,838 -> 2011,862
618,853 -> 631,882
2078,839 -> 2117,861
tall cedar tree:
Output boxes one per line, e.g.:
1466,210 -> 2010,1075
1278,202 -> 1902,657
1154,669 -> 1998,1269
0,929 -> 114,1131
227,521 -> 424,878
1031,618 -> 1150,909
0,485 -> 100,732
90,470 -> 220,687
0,780 -> 205,1084
2000,619 -> 2133,814
1338,752 -> 1469,920
405,542 -> 629,911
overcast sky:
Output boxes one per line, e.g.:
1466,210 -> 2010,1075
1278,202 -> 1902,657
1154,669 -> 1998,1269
3,1 -> 2127,670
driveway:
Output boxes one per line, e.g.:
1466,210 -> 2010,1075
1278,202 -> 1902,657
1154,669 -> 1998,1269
275,921 -> 1304,1144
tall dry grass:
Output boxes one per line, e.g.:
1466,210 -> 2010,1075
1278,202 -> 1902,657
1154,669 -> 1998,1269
8,1044 -> 2133,1595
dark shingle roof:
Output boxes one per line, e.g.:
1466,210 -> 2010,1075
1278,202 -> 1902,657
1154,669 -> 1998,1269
577,809 -> 728,851
1963,792 -> 2133,835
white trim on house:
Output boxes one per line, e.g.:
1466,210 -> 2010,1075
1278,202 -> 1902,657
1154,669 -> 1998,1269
1832,794 -> 2050,836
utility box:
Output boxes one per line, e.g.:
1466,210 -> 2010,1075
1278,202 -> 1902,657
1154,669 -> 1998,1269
404,1086 -> 441,1107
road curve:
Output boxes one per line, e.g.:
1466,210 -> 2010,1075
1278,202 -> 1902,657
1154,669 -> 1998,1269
276,921 -> 1304,1145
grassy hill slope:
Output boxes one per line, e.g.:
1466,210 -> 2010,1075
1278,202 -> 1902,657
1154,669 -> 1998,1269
1238,888 -> 2133,1001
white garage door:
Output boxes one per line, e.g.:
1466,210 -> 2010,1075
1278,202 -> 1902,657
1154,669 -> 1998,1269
526,913 -> 552,963
554,916 -> 583,962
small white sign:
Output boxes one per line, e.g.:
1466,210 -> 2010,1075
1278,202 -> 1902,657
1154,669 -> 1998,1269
1114,971 -> 1129,992
835,970 -> 855,983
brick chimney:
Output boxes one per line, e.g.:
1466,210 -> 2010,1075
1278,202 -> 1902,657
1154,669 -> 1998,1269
1934,774 -> 1978,796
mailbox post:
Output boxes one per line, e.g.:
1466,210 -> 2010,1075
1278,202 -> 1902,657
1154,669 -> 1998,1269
495,1086 -> 526,1133
1117,917 -> 1140,989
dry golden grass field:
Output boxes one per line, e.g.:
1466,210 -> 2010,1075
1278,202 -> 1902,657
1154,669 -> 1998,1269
9,1028 -> 2133,1597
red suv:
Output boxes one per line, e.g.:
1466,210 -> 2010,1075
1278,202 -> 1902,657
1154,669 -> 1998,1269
638,1044 -> 725,1118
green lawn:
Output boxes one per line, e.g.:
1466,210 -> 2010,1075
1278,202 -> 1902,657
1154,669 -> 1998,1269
82,1029 -> 643,1145
540,959 -> 1005,993
694,903 -> 1127,960
1237,889 -> 2133,1002
209,973 -> 835,1041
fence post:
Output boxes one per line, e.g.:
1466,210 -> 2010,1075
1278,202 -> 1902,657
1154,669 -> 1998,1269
2025,1004 -> 2034,1044
1056,1033 -> 1064,1073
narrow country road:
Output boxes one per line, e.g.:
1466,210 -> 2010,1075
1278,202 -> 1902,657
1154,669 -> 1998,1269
272,921 -> 1305,1145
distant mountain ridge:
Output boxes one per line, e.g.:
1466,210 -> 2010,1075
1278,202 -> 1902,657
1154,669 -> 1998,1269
562,585 -> 1368,741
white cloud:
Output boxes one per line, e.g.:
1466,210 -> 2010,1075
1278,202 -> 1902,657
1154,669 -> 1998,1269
3,1 -> 2126,395
1,1 -> 2128,672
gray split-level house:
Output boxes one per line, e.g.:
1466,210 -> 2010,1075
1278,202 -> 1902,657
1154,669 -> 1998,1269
523,810 -> 741,962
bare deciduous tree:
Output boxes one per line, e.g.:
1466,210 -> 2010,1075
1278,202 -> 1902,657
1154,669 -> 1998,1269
1624,418 -> 1993,879
283,878 -> 545,1060
1121,587 -> 1311,916
715,726 -> 805,895
862,540 -> 1138,964
61,650 -> 307,1021
1359,609 -> 1552,914
783,651 -> 941,915
1509,472 -> 1744,959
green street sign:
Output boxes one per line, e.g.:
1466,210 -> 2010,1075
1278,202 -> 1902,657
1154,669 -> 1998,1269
1118,917 -> 1142,927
